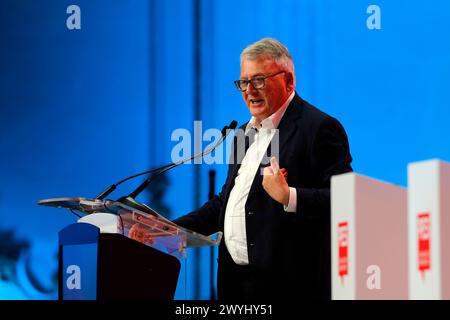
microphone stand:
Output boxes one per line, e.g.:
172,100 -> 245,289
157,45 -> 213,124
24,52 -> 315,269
116,122 -> 237,215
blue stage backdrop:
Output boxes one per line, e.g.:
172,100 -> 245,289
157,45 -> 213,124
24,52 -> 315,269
1,0 -> 449,299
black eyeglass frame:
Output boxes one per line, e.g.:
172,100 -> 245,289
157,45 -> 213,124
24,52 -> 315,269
234,70 -> 286,92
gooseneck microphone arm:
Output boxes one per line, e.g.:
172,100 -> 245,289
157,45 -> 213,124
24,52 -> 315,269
95,120 -> 237,201
96,166 -> 169,200
126,120 -> 237,200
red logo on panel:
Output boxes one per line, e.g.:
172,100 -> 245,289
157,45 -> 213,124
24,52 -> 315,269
417,212 -> 431,279
338,221 -> 349,284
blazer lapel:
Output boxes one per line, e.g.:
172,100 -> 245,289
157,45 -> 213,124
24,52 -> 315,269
221,125 -> 247,209
245,93 -> 303,203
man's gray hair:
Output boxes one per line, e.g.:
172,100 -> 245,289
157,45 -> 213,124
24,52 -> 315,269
240,38 -> 295,83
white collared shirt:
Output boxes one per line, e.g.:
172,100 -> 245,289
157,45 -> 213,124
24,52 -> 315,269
224,91 -> 297,265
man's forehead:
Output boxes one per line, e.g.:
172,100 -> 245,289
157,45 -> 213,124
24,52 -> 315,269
240,57 -> 278,76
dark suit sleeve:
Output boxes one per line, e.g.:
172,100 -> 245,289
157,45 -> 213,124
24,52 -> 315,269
296,117 -> 353,217
172,179 -> 227,236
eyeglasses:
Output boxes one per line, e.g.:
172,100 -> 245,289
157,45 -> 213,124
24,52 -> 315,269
234,71 -> 286,92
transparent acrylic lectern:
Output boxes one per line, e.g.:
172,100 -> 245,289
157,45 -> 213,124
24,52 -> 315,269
38,197 -> 222,300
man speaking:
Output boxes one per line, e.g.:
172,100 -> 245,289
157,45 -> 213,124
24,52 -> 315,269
174,37 -> 353,300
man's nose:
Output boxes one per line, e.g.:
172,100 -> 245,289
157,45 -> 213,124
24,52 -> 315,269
245,82 -> 256,94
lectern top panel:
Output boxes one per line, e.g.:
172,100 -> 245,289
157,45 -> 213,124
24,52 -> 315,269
37,197 -> 107,214
37,197 -> 222,249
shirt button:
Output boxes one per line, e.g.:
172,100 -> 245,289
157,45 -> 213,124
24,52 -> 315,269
248,211 -> 255,215
249,243 -> 255,247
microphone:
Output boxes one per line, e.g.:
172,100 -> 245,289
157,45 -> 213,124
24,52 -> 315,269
96,120 -> 237,201
116,120 -> 238,215
96,120 -> 237,215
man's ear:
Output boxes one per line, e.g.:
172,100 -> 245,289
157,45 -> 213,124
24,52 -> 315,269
285,72 -> 295,92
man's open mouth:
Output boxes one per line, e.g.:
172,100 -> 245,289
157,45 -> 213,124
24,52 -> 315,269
250,99 -> 264,105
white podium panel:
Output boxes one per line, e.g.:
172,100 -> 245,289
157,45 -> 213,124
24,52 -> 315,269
331,172 -> 408,299
78,212 -> 119,233
408,159 -> 450,299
